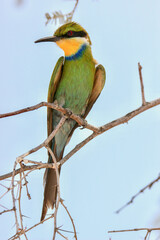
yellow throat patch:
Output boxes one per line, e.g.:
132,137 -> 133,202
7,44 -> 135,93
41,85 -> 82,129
56,38 -> 87,56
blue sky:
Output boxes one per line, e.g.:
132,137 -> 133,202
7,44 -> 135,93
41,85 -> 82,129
0,0 -> 160,239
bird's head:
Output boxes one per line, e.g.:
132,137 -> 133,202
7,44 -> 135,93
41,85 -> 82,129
35,22 -> 91,57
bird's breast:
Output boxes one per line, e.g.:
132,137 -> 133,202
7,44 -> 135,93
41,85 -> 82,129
55,55 -> 95,115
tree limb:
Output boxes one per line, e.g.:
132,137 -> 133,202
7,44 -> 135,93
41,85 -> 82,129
0,102 -> 99,133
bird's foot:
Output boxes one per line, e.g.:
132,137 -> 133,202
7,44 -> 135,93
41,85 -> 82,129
79,119 -> 88,130
65,108 -> 73,118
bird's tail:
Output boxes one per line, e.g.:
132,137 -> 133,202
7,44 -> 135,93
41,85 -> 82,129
41,118 -> 76,221
41,162 -> 61,221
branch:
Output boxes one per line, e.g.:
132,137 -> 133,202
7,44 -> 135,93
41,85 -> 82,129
59,98 -> 160,166
138,62 -> 146,105
0,102 -> 99,133
108,227 -> 160,240
46,147 -> 60,240
57,230 -> 68,240
45,0 -> 79,25
9,214 -> 54,240
11,161 -> 20,237
16,116 -> 66,162
108,227 -> 160,233
115,173 -> 160,214
0,208 -> 15,216
60,199 -> 78,240
0,162 -> 56,180
17,171 -> 28,240
0,183 -> 11,199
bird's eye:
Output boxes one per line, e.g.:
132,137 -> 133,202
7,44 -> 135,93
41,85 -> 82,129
67,31 -> 73,37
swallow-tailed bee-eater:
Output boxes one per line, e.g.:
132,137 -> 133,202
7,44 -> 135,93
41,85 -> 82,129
35,22 -> 106,220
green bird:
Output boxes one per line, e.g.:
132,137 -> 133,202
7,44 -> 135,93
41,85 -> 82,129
35,22 -> 106,220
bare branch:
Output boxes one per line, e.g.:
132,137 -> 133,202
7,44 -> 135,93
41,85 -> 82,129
0,187 -> 11,199
46,147 -> 60,240
108,227 -> 160,233
0,102 -> 99,133
0,162 -> 56,180
144,230 -> 151,240
138,62 -> 146,105
17,172 -> 28,240
16,116 -> 66,162
115,173 -> 160,214
11,161 -> 20,237
59,97 -> 160,166
45,0 -> 79,25
0,208 -> 15,216
9,214 -> 54,240
60,199 -> 78,240
21,171 -> 31,200
57,230 -> 68,240
108,227 -> 160,240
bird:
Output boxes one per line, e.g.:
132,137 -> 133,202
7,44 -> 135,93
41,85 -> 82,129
35,22 -> 106,221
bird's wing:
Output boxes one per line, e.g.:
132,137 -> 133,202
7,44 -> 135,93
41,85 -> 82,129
84,64 -> 106,118
66,64 -> 106,144
47,56 -> 64,142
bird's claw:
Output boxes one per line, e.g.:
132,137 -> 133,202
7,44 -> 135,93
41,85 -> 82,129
80,119 -> 88,130
65,108 -> 72,118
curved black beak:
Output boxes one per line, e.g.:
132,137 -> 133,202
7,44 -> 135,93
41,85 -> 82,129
35,36 -> 61,43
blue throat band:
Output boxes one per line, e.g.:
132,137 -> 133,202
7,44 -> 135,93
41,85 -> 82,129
65,44 -> 87,61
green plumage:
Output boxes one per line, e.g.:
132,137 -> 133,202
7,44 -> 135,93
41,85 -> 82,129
52,45 -> 95,159
55,46 -> 95,114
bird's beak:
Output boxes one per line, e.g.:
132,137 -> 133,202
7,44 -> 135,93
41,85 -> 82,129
35,36 -> 61,44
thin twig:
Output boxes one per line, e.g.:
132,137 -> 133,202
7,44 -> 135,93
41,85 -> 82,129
57,228 -> 74,234
22,172 -> 31,200
115,173 -> 160,214
16,116 -> 66,163
108,227 -> 160,233
0,182 -> 10,189
45,0 -> 79,25
60,199 -> 77,240
144,230 -> 151,240
57,230 -> 68,240
9,214 -> 54,240
0,162 -> 56,180
108,227 -> 160,240
138,62 -> 146,105
0,182 -> 11,199
0,208 -> 15,215
0,188 -> 10,200
46,147 -> 60,240
0,203 -> 8,209
11,161 -> 20,237
18,172 -> 28,240
20,163 -> 31,200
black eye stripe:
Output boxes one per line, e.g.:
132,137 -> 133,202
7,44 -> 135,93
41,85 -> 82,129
62,31 -> 87,38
